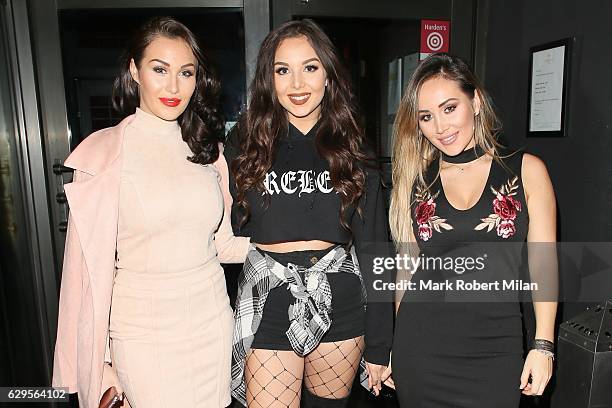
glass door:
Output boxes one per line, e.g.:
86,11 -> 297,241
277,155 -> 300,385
58,7 -> 249,147
2,0 -> 269,389
0,0 -> 57,389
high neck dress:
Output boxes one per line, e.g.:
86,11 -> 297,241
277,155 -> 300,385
392,148 -> 528,408
109,108 -> 249,407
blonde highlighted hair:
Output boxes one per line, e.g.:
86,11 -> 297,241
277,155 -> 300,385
389,53 -> 504,246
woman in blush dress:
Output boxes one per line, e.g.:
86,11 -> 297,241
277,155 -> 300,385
52,16 -> 250,408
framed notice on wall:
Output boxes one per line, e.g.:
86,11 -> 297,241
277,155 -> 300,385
527,38 -> 572,137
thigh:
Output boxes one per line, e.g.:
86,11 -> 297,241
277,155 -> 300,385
391,351 -> 523,408
250,284 -> 295,350
111,338 -> 161,408
303,336 -> 364,399
320,273 -> 365,343
245,348 -> 305,408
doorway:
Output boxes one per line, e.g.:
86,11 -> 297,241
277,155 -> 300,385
272,0 -> 475,206
0,0 -> 268,391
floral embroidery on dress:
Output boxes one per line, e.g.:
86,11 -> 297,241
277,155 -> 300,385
475,175 -> 522,238
414,186 -> 453,241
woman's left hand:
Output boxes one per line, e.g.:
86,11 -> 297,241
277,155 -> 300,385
365,361 -> 392,396
519,350 -> 553,396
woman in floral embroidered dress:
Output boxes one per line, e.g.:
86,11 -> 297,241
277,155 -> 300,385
387,53 -> 558,408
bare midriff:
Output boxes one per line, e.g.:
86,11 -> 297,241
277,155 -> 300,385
255,240 -> 335,253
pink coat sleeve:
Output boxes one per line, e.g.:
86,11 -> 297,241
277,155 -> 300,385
212,144 -> 250,263
52,170 -> 88,393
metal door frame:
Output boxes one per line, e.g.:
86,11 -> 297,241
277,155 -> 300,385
3,0 -> 58,380
9,0 -> 269,383
272,0 -> 476,64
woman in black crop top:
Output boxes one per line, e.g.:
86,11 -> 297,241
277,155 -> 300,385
388,53 -> 558,407
225,19 -> 393,407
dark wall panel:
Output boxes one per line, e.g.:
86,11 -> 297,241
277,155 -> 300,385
483,0 -> 612,242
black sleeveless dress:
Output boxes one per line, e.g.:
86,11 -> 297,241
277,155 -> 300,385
392,150 -> 528,408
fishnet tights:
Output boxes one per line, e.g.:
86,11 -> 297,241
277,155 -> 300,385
304,336 -> 364,399
245,336 -> 364,407
245,349 -> 303,408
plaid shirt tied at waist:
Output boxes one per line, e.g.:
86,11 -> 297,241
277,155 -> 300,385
230,244 -> 366,405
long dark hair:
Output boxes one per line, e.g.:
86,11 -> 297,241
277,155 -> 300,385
231,18 -> 369,230
112,16 -> 224,165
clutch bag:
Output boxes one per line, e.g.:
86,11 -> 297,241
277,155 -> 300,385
99,386 -> 123,408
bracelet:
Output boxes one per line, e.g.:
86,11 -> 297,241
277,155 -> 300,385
534,349 -> 555,360
533,338 -> 555,360
533,339 -> 554,351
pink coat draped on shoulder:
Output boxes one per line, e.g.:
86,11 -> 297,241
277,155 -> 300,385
51,115 -> 245,408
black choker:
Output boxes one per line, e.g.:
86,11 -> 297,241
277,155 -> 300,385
442,145 -> 486,164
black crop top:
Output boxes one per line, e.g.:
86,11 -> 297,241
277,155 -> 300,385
224,121 -> 394,365
226,121 -> 384,245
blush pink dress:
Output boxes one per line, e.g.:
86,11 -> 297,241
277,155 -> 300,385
109,108 -> 249,407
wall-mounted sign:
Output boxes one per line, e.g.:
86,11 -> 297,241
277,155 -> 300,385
527,38 -> 572,137
420,20 -> 450,60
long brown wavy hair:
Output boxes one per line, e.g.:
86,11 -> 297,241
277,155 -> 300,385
112,16 -> 224,165
231,19 -> 369,230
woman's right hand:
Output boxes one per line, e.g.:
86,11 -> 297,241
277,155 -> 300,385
382,354 -> 394,389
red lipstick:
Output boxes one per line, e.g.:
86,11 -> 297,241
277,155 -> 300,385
159,98 -> 181,107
